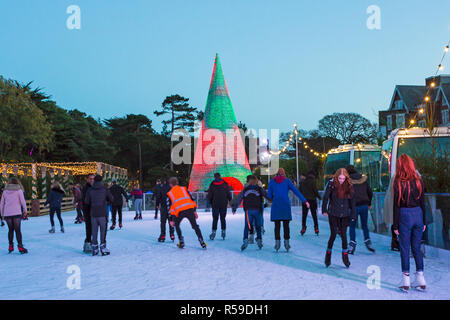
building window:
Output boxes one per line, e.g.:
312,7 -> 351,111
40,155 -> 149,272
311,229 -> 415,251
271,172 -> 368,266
396,113 -> 405,128
387,115 -> 392,130
418,120 -> 425,128
394,100 -> 403,110
442,109 -> 449,125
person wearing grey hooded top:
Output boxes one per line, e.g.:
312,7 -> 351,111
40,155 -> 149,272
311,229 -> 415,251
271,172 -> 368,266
85,175 -> 113,256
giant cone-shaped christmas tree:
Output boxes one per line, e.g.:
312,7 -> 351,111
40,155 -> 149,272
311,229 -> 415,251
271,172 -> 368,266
188,54 -> 251,191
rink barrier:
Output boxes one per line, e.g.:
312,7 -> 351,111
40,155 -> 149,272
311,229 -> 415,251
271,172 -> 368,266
128,191 -> 449,254
26,197 -> 75,216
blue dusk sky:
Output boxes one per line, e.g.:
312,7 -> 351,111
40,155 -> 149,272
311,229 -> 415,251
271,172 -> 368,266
0,0 -> 449,133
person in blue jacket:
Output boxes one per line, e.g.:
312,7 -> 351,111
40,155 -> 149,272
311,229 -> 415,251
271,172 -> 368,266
267,168 -> 309,252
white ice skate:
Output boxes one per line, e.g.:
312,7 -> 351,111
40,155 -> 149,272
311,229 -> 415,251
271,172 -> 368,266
399,273 -> 410,292
411,271 -> 426,291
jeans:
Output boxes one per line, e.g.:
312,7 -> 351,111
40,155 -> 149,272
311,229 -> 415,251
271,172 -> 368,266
349,205 -> 370,242
91,216 -> 107,246
49,207 -> 63,227
212,207 -> 227,231
244,210 -> 262,240
399,207 -> 424,273
302,199 -> 318,229
134,198 -> 143,215
106,204 -> 112,221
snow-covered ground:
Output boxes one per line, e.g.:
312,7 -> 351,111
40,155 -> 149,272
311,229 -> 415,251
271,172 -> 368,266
1,208 -> 449,300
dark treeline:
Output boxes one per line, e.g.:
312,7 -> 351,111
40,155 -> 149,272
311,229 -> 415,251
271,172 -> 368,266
0,76 -> 200,189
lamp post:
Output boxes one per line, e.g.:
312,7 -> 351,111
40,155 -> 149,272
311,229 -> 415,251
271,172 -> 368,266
294,123 -> 299,186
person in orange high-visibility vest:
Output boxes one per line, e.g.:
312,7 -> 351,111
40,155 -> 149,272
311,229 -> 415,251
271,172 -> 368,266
167,177 -> 207,249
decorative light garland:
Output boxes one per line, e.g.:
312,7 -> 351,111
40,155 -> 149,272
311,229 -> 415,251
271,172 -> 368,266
412,41 -> 450,127
267,123 -> 327,159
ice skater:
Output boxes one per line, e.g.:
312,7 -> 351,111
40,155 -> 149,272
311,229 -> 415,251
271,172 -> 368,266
166,177 -> 206,249
0,177 -> 28,254
345,165 -> 375,254
232,175 -> 267,251
45,181 -> 66,233
267,168 -> 309,252
131,184 -> 143,220
85,175 -> 113,256
157,177 -> 175,242
393,154 -> 427,292
298,170 -> 321,236
82,174 -> 95,253
322,168 -> 356,268
109,178 -> 129,230
207,173 -> 232,240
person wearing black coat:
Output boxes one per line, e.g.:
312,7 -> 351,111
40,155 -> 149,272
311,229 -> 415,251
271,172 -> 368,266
152,179 -> 163,219
299,171 -> 322,236
207,173 -> 232,240
85,175 -> 113,256
346,165 -> 375,254
109,179 -> 129,230
44,182 -> 66,234
232,176 -> 268,251
82,174 -> 95,253
321,168 -> 356,268
157,178 -> 175,242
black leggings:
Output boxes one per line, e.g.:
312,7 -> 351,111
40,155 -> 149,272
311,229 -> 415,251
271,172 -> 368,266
327,216 -> 349,250
274,220 -> 290,240
6,215 -> 22,246
50,207 -> 63,227
174,209 -> 203,241
302,199 -> 318,229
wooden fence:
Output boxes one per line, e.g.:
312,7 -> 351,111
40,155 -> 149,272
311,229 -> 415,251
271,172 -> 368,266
26,197 -> 75,216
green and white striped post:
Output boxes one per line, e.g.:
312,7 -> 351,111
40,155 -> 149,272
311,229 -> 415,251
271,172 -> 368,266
31,163 -> 40,216
41,166 -> 47,199
1,164 -> 8,187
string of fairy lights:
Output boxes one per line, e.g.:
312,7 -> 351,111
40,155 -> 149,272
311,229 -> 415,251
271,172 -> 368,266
409,41 -> 449,127
267,123 -> 327,159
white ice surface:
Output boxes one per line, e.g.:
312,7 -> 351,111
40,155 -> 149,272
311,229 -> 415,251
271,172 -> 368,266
1,208 -> 449,300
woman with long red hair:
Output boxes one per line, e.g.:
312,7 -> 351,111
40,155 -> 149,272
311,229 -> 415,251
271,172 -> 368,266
393,154 -> 426,292
321,168 -> 356,268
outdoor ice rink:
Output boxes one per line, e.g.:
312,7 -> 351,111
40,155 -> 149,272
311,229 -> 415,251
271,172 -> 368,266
1,208 -> 449,300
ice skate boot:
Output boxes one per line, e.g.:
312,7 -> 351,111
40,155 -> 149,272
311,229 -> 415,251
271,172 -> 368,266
348,241 -> 356,255
256,239 -> 263,250
325,250 -> 332,267
221,229 -> 226,240
199,238 -> 207,249
274,240 -> 281,252
8,243 -> 14,253
49,226 -> 55,234
248,233 -> 255,244
92,244 -> 99,256
411,271 -> 426,291
18,245 -> 28,254
365,239 -> 375,253
342,251 -> 350,268
100,243 -> 110,256
241,239 -> 249,251
158,235 -> 166,242
399,273 -> 410,292
300,227 -> 306,236
110,224 -> 116,230
209,230 -> 216,241
284,239 -> 291,252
